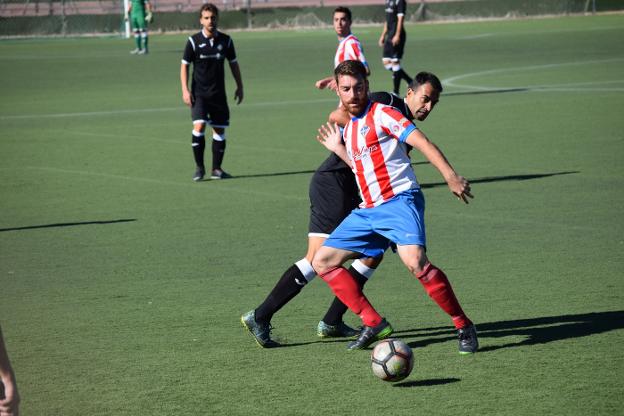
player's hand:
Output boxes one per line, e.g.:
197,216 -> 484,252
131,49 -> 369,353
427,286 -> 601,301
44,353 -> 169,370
378,35 -> 385,47
234,88 -> 243,105
145,11 -> 153,23
315,78 -> 333,90
316,122 -> 342,151
182,90 -> 192,107
446,174 -> 474,204
124,13 -> 129,21
0,375 -> 20,416
392,34 -> 400,46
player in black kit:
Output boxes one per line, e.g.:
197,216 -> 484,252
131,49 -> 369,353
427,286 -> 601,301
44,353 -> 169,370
378,0 -> 412,94
180,3 -> 244,181
242,72 -> 447,349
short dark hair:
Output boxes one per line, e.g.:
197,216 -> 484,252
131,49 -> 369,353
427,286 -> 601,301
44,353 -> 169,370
409,72 -> 443,93
333,6 -> 352,21
334,60 -> 368,82
200,3 -> 219,17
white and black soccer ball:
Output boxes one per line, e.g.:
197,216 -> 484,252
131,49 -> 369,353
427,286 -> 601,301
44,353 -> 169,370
371,339 -> 414,382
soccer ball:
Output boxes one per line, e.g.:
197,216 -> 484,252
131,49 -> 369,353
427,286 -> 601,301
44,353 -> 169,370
371,339 -> 414,382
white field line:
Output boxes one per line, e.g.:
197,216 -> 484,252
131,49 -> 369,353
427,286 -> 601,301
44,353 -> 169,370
443,58 -> 624,91
25,166 -> 308,200
40,128 -> 314,155
0,98 -> 336,121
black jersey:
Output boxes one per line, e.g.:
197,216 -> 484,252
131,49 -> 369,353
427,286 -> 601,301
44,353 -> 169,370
384,0 -> 407,37
369,91 -> 413,120
182,30 -> 237,98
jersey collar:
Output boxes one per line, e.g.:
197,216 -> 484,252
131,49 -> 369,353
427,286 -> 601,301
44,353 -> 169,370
351,100 -> 372,121
402,98 -> 414,120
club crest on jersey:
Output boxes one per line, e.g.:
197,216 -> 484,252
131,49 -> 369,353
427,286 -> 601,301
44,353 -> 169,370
360,125 -> 370,136
217,44 -> 223,51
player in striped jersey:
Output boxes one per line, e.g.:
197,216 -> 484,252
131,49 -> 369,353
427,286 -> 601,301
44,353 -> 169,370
315,7 -> 370,92
314,60 -> 478,351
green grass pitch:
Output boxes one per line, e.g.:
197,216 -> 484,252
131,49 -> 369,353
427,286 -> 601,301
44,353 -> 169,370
1,13 -> 623,415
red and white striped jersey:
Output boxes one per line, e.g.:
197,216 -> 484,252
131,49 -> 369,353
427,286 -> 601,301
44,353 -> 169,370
343,102 -> 420,208
334,34 -> 368,69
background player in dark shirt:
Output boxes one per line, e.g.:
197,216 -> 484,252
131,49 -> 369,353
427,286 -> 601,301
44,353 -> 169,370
180,3 -> 244,181
378,0 -> 412,94
242,72 -> 474,354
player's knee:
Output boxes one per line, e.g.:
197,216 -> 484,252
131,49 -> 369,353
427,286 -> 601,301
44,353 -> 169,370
193,121 -> 206,133
358,254 -> 383,269
403,250 -> 428,276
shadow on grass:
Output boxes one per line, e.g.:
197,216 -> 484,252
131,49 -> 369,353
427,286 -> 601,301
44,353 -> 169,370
268,310 -> 623,352
210,169 -> 578,188
393,378 -> 461,388
395,310 -> 624,352
420,171 -> 578,189
0,218 -> 137,232
227,161 -> 430,180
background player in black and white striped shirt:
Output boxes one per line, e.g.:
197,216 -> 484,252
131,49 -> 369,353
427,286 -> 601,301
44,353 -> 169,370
180,3 -> 244,181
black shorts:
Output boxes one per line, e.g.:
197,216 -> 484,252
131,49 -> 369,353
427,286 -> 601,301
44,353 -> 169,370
382,31 -> 406,61
191,95 -> 230,128
308,168 -> 360,236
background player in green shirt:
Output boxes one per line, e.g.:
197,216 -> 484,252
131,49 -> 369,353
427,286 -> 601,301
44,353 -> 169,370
125,0 -> 153,55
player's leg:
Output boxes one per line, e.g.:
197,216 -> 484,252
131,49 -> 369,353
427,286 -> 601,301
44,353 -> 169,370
208,102 -> 230,179
307,169 -> 364,336
253,235 -> 324,324
191,96 -> 207,181
319,255 -> 382,333
314,210 -> 393,349
388,191 -> 477,353
130,18 -> 142,54
241,235 -> 324,348
140,28 -> 148,54
396,244 -> 478,353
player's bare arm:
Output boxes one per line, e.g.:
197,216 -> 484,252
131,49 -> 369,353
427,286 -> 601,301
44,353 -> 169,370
180,63 -> 192,106
378,21 -> 388,47
317,122 -> 351,167
405,129 -> 474,203
316,76 -> 337,91
229,61 -> 244,104
392,15 -> 404,46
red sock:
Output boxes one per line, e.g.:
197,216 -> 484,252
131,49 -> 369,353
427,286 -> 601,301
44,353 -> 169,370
319,267 -> 382,327
416,262 -> 472,329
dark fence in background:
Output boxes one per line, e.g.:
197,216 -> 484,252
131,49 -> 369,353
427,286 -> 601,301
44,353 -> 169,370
0,0 -> 620,37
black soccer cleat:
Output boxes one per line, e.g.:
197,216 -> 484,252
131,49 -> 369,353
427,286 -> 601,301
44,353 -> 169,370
193,167 -> 205,182
210,169 -> 231,180
346,319 -> 393,350
241,310 -> 279,348
458,324 -> 479,354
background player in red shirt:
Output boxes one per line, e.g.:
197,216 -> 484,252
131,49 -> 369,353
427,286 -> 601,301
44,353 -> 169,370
316,7 -> 370,92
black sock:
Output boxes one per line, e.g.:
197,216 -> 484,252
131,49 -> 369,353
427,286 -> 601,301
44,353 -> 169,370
398,68 -> 412,83
392,71 -> 401,94
321,265 -> 368,326
212,139 -> 226,171
192,134 -> 205,169
255,264 -> 307,323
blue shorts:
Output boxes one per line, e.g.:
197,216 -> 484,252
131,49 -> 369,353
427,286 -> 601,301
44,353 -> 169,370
323,189 -> 426,258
